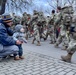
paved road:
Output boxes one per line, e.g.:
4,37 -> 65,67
0,38 -> 76,75
24,38 -> 76,63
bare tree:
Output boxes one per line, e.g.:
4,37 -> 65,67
47,0 -> 76,8
6,0 -> 33,13
0,0 -> 7,15
0,0 -> 33,15
45,7 -> 51,15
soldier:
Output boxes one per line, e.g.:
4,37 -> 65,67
10,13 -> 21,30
12,13 -> 15,19
12,13 -> 21,26
10,13 -> 16,29
41,21 -> 47,41
37,20 -> 47,41
46,16 -> 51,26
21,12 -> 28,40
47,10 -> 56,44
61,23 -> 76,62
31,10 -> 41,46
61,12 -> 76,62
32,22 -> 41,46
54,6 -> 73,49
54,6 -> 62,39
21,12 -> 28,26
37,11 -> 47,40
31,10 -> 39,30
26,14 -> 32,39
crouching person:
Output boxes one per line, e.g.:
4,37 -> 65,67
0,14 -> 23,60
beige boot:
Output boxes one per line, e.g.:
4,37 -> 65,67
37,41 -> 41,46
32,39 -> 35,44
61,53 -> 73,62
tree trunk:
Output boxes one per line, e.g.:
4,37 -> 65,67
0,0 -> 7,15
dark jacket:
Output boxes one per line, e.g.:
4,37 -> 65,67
0,20 -> 16,46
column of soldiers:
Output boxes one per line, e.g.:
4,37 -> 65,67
53,6 -> 76,62
11,6 -> 76,62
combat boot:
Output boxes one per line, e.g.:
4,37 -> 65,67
32,40 -> 34,44
50,41 -> 54,44
37,41 -> 41,46
61,46 -> 67,50
44,38 -> 47,41
61,53 -> 73,62
32,39 -> 35,44
54,43 -> 59,48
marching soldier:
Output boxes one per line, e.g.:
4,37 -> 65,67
21,12 -> 28,26
54,6 -> 62,39
11,13 -> 21,29
61,22 -> 76,62
31,10 -> 41,46
21,12 -> 29,40
32,22 -> 41,46
54,6 -> 73,49
47,10 -> 56,44
61,11 -> 76,62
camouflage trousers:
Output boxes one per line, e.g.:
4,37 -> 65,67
33,30 -> 40,42
55,35 -> 64,45
50,32 -> 56,43
55,33 -> 69,47
47,29 -> 56,42
67,40 -> 76,53
41,29 -> 47,39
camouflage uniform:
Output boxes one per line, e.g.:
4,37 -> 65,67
38,12 -> 47,40
32,22 -> 41,46
46,16 -> 51,26
49,10 -> 56,44
21,12 -> 28,26
67,11 -> 76,53
25,14 -> 31,39
21,12 -> 29,39
55,6 -> 73,49
31,10 -> 41,46
45,10 -> 56,43
55,23 -> 70,49
31,10 -> 39,29
61,6 -> 76,62
61,23 -> 76,62
11,13 -> 21,29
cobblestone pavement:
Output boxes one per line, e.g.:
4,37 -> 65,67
0,51 -> 76,75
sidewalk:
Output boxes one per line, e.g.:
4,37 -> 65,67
0,51 -> 76,75
0,37 -> 76,75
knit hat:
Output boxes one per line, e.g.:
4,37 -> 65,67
1,13 -> 12,23
15,24 -> 23,32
